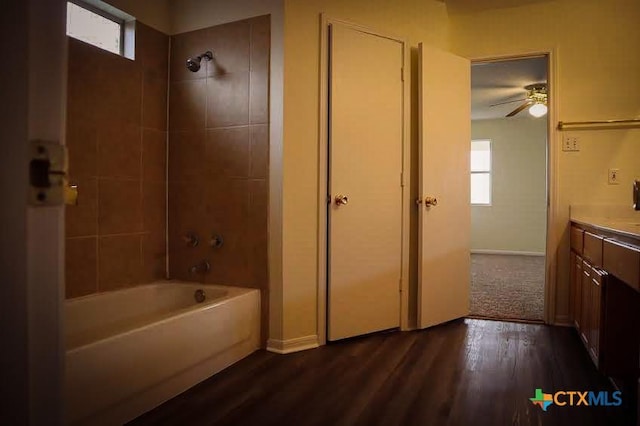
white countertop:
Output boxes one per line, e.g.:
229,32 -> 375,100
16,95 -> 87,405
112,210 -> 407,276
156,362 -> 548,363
570,205 -> 640,240
570,216 -> 640,239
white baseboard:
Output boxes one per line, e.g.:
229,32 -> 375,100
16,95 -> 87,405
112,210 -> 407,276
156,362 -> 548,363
267,335 -> 319,354
471,249 -> 545,257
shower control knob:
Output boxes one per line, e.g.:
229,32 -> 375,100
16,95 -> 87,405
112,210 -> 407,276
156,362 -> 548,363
182,232 -> 199,247
335,195 -> 349,206
210,234 -> 224,249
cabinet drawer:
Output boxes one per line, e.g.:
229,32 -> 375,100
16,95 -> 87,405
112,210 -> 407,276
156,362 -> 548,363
603,239 -> 640,291
571,226 -> 584,254
583,232 -> 604,268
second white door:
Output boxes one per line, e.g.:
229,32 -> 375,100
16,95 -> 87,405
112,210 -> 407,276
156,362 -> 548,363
327,23 -> 404,341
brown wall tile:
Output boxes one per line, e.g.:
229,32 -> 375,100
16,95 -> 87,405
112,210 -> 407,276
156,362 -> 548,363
136,22 -> 169,80
143,181 -> 166,233
99,235 -> 143,291
168,180 -> 207,240
205,20 -> 250,76
67,38 -> 105,123
249,125 -> 269,179
168,131 -> 206,181
66,177 -> 98,238
97,122 -> 141,178
67,117 -> 97,179
143,129 -> 166,182
206,126 -> 250,178
249,71 -> 269,124
66,237 -> 98,298
98,57 -> 142,126
250,16 -> 270,73
169,80 -> 206,131
206,72 -> 249,128
143,76 -> 168,130
248,179 -> 268,287
142,232 -> 166,282
204,178 -> 250,285
98,178 -> 142,234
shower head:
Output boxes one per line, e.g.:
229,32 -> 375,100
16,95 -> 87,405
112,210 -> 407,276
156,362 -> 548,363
186,51 -> 214,72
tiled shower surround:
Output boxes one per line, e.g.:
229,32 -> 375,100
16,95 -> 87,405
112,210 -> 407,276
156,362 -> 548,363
168,16 -> 270,343
65,16 -> 270,344
65,24 -> 169,298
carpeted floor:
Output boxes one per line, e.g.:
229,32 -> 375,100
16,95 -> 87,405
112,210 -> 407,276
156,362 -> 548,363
470,254 -> 545,321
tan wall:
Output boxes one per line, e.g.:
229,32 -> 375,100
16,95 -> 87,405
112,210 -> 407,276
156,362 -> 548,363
104,0 -> 172,33
281,0 -> 450,340
168,17 -> 270,345
65,24 -> 169,298
471,118 -> 547,253
450,0 -> 640,321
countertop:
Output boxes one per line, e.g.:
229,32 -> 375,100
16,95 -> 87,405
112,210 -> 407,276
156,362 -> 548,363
570,205 -> 640,241
570,216 -> 640,240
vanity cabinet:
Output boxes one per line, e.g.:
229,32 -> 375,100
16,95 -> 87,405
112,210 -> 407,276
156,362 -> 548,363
569,223 -> 640,377
603,239 -> 640,291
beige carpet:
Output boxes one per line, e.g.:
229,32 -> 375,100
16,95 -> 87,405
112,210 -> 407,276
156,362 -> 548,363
470,254 -> 545,321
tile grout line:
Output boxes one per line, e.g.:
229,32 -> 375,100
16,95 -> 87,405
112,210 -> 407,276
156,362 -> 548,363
165,35 -> 172,280
140,64 -> 146,282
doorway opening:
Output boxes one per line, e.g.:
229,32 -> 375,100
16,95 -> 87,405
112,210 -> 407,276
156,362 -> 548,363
469,55 -> 549,322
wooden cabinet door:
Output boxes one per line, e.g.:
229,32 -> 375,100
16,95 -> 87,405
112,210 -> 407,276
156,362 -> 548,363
570,251 -> 576,322
574,255 -> 583,331
580,261 -> 591,346
589,270 -> 602,365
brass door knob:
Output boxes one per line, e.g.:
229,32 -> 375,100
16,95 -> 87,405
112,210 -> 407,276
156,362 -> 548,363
424,196 -> 438,207
335,195 -> 349,206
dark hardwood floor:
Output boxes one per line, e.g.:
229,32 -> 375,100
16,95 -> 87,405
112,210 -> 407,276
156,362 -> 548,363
130,319 -> 634,426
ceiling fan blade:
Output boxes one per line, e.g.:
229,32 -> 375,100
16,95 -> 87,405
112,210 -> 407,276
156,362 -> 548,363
506,101 -> 533,117
490,97 -> 528,107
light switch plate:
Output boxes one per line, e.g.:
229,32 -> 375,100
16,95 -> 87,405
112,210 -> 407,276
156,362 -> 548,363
608,168 -> 620,185
562,135 -> 580,151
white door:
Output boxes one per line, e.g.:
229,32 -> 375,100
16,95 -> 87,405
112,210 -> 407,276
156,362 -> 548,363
418,43 -> 471,328
328,24 -> 404,341
1,0 -> 66,423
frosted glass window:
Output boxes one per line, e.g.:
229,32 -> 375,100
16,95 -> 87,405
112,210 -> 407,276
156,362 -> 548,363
470,139 -> 491,205
67,1 -> 122,55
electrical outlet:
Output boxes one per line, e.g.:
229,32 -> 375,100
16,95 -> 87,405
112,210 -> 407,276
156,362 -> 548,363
562,135 -> 580,151
608,168 -> 620,185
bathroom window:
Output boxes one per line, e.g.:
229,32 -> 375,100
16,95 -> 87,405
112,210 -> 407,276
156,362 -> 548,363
470,139 -> 491,205
66,0 -> 131,56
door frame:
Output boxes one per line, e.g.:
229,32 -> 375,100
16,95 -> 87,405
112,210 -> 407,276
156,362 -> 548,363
316,15 -> 411,346
469,49 -> 559,325
1,0 -> 67,423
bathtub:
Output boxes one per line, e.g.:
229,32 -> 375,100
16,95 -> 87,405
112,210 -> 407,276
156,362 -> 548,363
65,282 -> 260,425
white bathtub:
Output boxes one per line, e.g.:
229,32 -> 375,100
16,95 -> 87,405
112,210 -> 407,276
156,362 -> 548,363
65,282 -> 260,425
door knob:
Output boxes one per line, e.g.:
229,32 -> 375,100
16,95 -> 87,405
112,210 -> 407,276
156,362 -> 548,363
424,196 -> 438,207
335,195 -> 349,206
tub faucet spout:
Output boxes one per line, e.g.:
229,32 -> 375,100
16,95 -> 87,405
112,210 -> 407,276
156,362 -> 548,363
189,260 -> 211,275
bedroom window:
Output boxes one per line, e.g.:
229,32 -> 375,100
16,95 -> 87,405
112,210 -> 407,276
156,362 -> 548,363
471,139 -> 491,205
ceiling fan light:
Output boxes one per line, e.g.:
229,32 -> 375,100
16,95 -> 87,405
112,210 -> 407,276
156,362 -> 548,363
529,103 -> 548,118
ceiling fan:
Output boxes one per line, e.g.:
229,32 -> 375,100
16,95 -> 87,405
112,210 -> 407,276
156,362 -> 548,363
490,83 -> 548,117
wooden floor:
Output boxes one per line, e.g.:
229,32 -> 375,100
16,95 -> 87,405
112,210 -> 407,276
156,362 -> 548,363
130,319 -> 634,426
